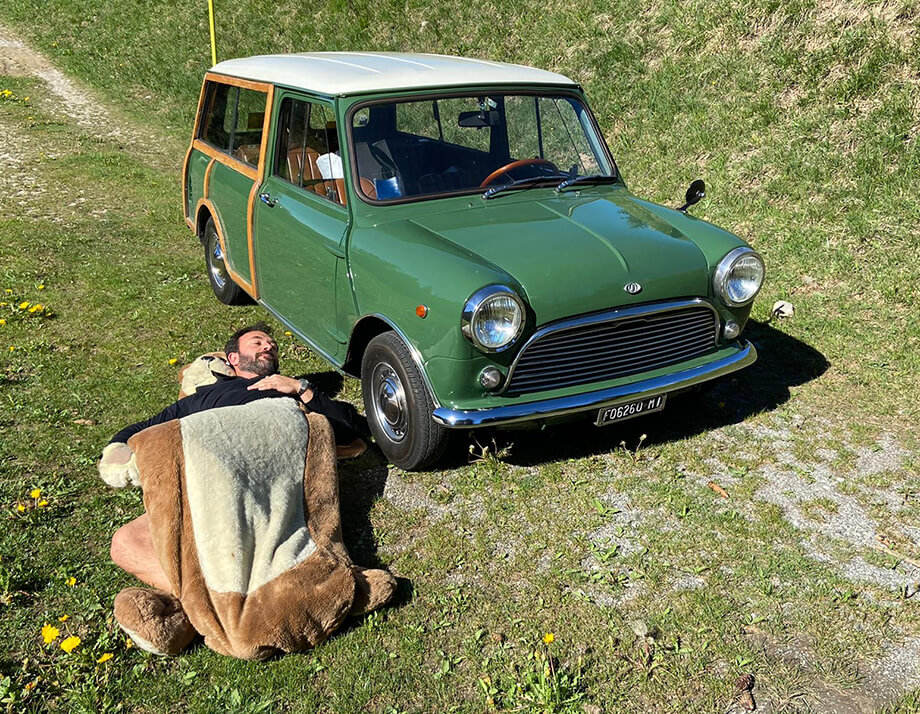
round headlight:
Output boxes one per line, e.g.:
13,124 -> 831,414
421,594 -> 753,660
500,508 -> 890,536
461,286 -> 525,352
713,247 -> 765,306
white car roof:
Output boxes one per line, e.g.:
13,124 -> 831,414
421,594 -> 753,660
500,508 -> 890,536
210,52 -> 577,96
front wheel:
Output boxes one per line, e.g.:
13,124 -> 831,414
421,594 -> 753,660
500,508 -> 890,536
204,218 -> 251,305
361,332 -> 448,470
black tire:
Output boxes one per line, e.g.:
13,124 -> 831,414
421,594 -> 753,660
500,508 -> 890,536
361,332 -> 449,470
203,218 -> 252,305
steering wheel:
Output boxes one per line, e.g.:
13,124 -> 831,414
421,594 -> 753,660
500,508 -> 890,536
479,158 -> 559,187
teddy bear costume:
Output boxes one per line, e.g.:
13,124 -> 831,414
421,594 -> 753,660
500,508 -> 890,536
99,355 -> 395,659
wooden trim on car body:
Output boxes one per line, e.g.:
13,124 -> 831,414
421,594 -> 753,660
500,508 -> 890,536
203,158 -> 216,199
194,197 -> 256,299
185,72 -> 276,301
191,140 -> 259,181
182,78 -> 209,227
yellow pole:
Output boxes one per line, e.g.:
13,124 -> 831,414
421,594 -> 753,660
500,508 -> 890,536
207,0 -> 217,66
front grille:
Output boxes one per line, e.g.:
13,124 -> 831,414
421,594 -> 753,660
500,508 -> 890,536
504,303 -> 718,394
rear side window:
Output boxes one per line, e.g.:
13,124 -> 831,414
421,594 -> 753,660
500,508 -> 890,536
199,82 -> 267,166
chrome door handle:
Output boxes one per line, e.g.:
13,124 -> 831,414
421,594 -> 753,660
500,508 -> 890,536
259,192 -> 278,207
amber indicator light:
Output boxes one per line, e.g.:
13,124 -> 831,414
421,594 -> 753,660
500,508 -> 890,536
416,305 -> 428,318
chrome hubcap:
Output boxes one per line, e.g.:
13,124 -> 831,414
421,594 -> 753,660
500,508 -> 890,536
372,362 -> 407,443
208,233 -> 228,290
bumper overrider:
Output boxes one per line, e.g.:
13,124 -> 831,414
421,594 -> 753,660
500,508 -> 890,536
432,340 -> 756,428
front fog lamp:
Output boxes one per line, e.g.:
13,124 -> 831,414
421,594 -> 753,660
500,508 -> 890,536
723,319 -> 740,340
461,286 -> 525,352
713,247 -> 765,307
479,366 -> 502,390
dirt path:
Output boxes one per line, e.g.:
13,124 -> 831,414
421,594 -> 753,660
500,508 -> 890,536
0,24 -> 179,166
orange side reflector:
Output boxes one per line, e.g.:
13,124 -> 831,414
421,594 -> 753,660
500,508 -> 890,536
416,305 -> 428,318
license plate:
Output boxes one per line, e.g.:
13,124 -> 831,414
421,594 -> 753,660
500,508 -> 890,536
596,394 -> 667,426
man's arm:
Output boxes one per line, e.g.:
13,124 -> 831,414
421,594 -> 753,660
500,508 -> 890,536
246,374 -> 313,403
109,398 -> 193,446
248,375 -> 364,445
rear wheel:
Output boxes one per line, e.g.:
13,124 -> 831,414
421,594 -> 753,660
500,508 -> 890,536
204,218 -> 251,305
361,332 -> 448,470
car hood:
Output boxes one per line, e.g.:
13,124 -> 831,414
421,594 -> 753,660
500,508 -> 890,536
408,190 -> 710,324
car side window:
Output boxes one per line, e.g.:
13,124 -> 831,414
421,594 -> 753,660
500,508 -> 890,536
201,82 -> 233,151
274,96 -> 343,204
199,81 -> 267,167
230,88 -> 267,166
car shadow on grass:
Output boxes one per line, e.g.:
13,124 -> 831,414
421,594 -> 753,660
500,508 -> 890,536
317,322 -> 825,589
444,319 -> 830,468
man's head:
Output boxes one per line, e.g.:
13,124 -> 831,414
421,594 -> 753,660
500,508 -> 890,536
225,323 -> 279,378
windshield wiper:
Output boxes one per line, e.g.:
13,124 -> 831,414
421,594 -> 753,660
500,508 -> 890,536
482,175 -> 568,200
555,174 -> 619,192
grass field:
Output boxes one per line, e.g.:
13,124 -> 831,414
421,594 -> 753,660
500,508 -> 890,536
0,1 -> 918,712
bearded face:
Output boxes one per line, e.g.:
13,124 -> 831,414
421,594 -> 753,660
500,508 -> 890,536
235,348 -> 279,376
230,330 -> 279,376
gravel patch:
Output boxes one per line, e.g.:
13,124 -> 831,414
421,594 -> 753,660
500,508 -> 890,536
754,426 -> 918,590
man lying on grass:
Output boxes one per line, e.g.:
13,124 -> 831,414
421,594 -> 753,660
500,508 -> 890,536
102,322 -> 368,591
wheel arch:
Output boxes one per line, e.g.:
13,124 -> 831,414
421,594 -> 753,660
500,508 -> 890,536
344,314 -> 441,409
195,204 -> 214,246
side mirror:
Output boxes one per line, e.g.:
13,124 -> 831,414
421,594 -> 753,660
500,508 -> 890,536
678,179 -> 706,213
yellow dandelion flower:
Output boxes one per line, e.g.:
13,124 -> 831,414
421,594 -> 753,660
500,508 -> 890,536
543,632 -> 555,645
60,635 -> 81,653
96,652 -> 113,663
66,576 -> 76,587
168,358 -> 178,365
28,304 -> 43,313
30,488 -> 41,499
0,319 -> 5,326
58,614 -> 69,622
18,301 -> 29,309
16,503 -> 25,512
4,289 -> 12,294
25,680 -> 37,691
8,346 -> 14,352
284,331 -> 292,336
41,624 -> 60,643
124,637 -> 134,649
24,97 -> 29,102
38,284 -> 45,290
37,500 -> 48,507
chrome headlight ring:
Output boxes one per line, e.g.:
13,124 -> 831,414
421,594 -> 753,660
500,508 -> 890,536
713,247 -> 765,307
461,285 -> 525,352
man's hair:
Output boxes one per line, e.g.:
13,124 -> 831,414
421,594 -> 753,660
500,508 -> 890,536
225,322 -> 273,356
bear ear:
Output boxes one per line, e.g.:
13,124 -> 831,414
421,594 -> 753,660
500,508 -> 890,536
177,352 -> 234,399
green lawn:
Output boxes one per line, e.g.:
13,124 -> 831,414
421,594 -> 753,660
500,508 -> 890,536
0,2 -> 918,712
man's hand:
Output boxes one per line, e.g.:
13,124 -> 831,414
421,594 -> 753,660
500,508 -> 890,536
248,375 -> 314,403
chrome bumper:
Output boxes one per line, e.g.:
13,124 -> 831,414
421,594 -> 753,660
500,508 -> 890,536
432,340 -> 757,428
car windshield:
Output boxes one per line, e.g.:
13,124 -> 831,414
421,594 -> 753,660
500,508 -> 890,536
349,92 -> 613,202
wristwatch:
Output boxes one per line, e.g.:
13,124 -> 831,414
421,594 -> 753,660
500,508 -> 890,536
297,378 -> 313,396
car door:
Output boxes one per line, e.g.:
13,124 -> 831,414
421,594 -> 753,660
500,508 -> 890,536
254,93 -> 349,362
195,79 -> 272,294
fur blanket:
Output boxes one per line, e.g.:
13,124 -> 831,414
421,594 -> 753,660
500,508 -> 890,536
105,397 -> 394,659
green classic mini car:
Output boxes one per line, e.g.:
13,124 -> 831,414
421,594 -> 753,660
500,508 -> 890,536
183,52 -> 764,469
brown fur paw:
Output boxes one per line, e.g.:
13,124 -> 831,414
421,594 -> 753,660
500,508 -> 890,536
336,438 -> 367,460
114,587 -> 197,655
349,567 -> 397,617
